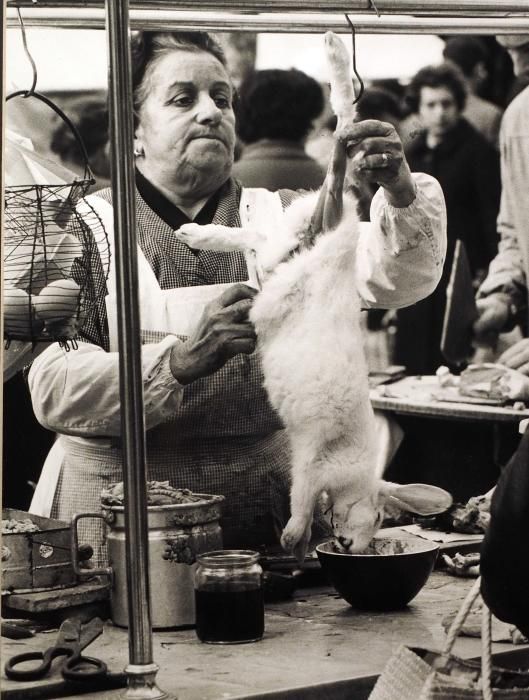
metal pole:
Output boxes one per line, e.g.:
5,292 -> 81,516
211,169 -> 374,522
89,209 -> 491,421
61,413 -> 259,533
6,0 -> 529,13
104,0 -> 166,697
6,7 -> 529,32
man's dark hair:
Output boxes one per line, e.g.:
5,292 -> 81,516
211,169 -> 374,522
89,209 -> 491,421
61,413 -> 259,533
355,87 -> 403,122
443,36 -> 489,78
236,68 -> 324,144
405,63 -> 467,114
50,97 -> 109,173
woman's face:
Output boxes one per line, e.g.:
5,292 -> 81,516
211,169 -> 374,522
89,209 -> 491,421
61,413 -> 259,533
418,85 -> 460,142
135,49 -> 236,198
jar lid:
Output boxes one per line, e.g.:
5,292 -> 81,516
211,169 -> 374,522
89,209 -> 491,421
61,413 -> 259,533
196,550 -> 260,567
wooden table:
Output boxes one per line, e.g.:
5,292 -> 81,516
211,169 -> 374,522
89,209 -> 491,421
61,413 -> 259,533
370,376 -> 529,424
2,573 -> 525,700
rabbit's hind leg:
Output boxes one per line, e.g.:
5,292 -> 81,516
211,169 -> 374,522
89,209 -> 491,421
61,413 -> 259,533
280,439 -> 325,562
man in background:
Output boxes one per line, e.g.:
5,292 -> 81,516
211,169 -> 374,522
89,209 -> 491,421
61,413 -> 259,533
473,35 -> 529,373
443,36 -> 503,148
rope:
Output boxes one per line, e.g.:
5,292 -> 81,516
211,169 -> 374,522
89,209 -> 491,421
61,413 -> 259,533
444,577 -> 482,653
481,601 -> 493,700
444,577 -> 494,700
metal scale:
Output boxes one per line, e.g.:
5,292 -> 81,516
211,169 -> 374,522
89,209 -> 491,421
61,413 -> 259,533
5,1 -> 529,698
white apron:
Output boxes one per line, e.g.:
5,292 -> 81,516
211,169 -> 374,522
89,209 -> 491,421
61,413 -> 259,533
31,187 -> 294,565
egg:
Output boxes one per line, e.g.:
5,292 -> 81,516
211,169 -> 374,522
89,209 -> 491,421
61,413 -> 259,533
33,279 -> 80,322
3,286 -> 39,335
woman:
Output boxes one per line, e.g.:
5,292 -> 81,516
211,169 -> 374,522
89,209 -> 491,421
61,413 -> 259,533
395,62 -> 501,375
28,31 -> 447,565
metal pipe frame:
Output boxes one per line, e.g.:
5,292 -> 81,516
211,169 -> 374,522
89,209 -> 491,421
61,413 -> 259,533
6,8 -> 529,33
104,0 -> 165,697
6,0 -> 529,13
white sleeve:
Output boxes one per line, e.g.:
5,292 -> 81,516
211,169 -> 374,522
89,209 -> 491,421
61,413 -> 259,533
478,123 -> 527,298
28,336 -> 184,437
356,172 -> 447,309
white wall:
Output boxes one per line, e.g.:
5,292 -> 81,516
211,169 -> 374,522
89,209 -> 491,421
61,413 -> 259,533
256,33 -> 445,81
6,27 -> 444,93
6,28 -> 108,93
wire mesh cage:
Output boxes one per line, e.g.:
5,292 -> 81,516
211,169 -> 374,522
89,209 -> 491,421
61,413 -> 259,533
4,91 -> 110,349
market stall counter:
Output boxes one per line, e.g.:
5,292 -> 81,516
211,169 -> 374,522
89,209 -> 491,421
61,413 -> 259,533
3,572 -> 526,700
370,374 -> 529,503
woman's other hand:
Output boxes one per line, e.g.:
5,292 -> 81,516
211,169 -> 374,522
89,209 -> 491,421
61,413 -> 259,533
339,119 -> 416,208
170,284 -> 258,384
473,295 -> 510,348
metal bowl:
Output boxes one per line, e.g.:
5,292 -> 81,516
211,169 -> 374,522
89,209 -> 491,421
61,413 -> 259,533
316,534 -> 439,610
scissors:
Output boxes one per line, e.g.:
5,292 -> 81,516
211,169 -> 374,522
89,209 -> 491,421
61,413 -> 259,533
4,617 -> 108,682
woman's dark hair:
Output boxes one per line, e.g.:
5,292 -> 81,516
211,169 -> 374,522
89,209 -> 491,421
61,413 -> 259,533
236,69 -> 324,144
130,31 -> 228,126
355,87 -> 403,122
405,63 -> 467,114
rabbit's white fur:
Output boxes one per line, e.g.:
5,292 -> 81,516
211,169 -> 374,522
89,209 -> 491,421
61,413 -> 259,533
251,191 -> 381,559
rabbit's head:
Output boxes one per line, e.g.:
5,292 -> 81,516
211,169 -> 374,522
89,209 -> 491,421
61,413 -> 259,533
327,481 -> 453,553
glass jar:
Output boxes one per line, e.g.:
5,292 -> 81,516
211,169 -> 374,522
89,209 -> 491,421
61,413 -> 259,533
194,550 -> 264,644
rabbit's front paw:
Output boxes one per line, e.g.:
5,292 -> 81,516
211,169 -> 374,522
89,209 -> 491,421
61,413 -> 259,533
174,223 -> 218,250
174,223 -> 246,252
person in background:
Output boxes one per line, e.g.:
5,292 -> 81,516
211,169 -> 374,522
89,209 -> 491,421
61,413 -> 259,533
443,36 -> 503,148
480,426 -> 529,638
473,35 -> 529,373
394,62 -> 501,375
28,31 -> 447,566
472,40 -> 529,639
232,68 -> 326,191
50,97 -> 111,191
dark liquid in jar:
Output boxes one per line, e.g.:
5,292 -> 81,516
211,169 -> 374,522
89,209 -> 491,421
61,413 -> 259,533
195,588 -> 264,643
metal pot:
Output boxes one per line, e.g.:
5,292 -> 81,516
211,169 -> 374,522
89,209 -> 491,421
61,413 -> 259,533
72,494 -> 224,629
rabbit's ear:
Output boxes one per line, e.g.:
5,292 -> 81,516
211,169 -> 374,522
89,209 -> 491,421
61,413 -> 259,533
377,481 -> 453,516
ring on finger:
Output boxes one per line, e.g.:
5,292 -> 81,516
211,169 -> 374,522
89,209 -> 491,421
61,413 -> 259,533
381,152 -> 389,166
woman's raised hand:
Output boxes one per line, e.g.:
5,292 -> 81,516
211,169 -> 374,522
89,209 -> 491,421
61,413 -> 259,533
339,119 -> 416,208
170,284 -> 258,384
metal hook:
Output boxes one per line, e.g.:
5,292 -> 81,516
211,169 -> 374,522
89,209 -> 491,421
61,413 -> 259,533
368,0 -> 381,18
16,8 -> 38,97
344,14 -> 365,104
